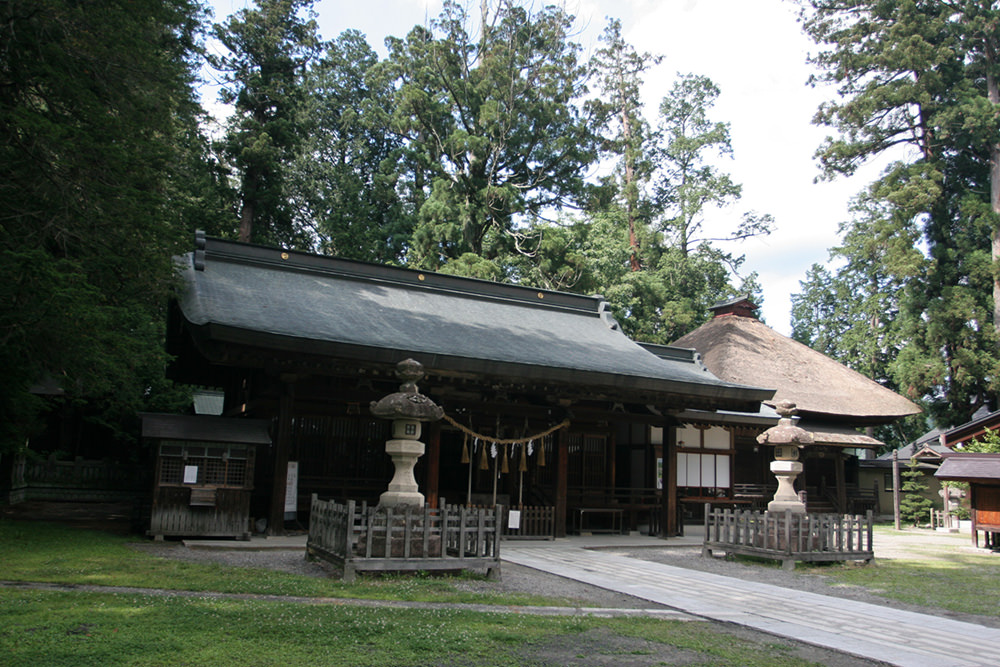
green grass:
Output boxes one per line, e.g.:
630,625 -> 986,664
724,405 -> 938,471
0,519 -> 551,605
803,553 -> 1000,617
0,520 -> 840,666
0,589 -> 827,667
795,524 -> 1000,618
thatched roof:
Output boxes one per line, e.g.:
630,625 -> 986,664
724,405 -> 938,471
672,309 -> 920,424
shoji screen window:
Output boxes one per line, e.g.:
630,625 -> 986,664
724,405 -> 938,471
675,425 -> 733,498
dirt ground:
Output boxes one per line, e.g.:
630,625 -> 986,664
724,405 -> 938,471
5,501 -> 992,667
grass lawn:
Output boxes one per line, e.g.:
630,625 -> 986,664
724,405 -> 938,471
800,526 -> 1000,618
0,519 -> 549,604
0,519 -> 832,666
0,588 -> 826,667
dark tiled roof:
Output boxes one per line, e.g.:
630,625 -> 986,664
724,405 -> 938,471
171,237 -> 774,410
942,408 -> 1000,447
935,454 -> 1000,483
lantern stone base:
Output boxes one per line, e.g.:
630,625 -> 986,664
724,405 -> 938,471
379,438 -> 425,508
768,459 -> 806,514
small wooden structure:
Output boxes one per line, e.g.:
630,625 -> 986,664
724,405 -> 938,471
307,495 -> 501,581
935,453 -> 1000,548
702,507 -> 874,570
671,297 -> 921,516
143,414 -> 271,540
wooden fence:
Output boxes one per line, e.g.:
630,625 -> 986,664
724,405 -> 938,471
22,458 -> 149,502
703,507 -> 874,570
930,508 -> 960,532
469,504 -> 554,540
502,505 -> 555,539
307,495 -> 501,581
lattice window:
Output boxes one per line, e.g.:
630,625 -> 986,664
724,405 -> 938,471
159,458 -> 183,485
157,441 -> 255,489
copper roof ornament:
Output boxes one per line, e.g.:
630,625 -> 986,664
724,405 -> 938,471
370,359 -> 443,508
758,400 -> 812,514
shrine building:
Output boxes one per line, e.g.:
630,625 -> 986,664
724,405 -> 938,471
163,233 -> 774,537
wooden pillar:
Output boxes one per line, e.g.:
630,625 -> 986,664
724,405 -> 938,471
892,449 -> 901,530
972,485 -> 979,548
268,383 -> 294,536
555,429 -> 569,537
606,429 -> 616,501
835,448 -> 847,513
664,425 -> 678,536
425,421 -> 441,509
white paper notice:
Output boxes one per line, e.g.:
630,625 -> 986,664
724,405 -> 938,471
284,461 -> 298,513
508,510 -> 521,530
183,465 -> 198,484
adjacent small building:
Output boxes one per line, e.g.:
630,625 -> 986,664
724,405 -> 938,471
935,408 -> 1000,547
671,297 -> 921,516
936,453 -> 1000,548
859,431 -> 950,520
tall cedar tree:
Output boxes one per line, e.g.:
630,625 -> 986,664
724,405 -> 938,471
0,0 -> 207,453
513,75 -> 769,344
210,0 -> 321,247
375,0 -> 597,270
801,0 -> 1000,426
287,30 -> 412,263
636,75 -> 770,343
587,18 -> 661,272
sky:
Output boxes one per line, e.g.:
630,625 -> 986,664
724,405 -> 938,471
206,0 -> 889,335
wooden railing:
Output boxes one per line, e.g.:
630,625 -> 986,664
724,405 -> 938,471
470,505 -> 555,540
307,495 -> 501,581
23,459 -> 149,502
566,486 -> 663,533
703,507 -> 874,570
931,509 -> 959,531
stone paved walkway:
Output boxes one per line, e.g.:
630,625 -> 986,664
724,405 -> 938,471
502,542 -> 998,667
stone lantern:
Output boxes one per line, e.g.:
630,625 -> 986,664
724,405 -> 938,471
369,359 -> 444,507
757,400 -> 813,514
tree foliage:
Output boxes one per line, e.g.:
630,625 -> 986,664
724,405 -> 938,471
287,30 -> 412,263
210,0 -> 321,246
899,458 -> 935,526
375,0 -> 597,268
0,0 -> 208,452
588,18 -> 661,271
957,426 -> 1000,453
798,0 -> 1000,427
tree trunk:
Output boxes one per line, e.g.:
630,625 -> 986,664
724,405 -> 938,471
987,46 -> 1000,334
621,105 -> 641,271
238,169 -> 258,244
